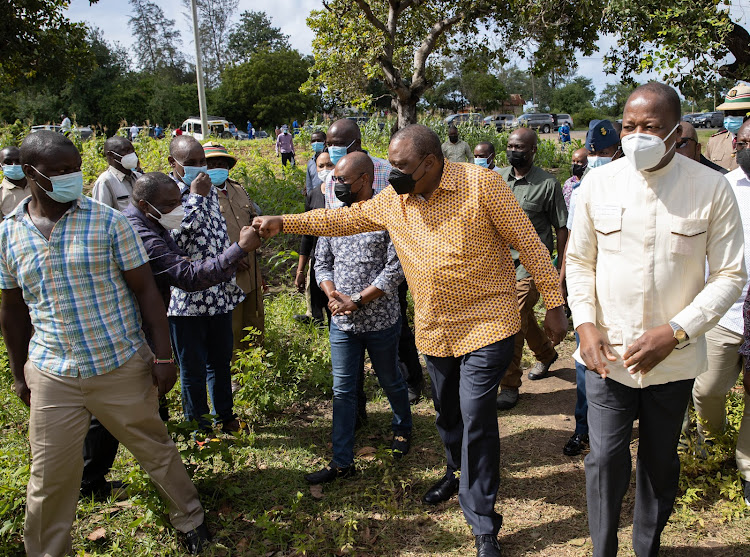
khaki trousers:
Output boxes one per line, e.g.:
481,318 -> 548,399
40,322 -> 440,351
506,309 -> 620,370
24,347 -> 204,557
500,277 -> 556,390
692,324 -> 750,479
231,288 -> 265,353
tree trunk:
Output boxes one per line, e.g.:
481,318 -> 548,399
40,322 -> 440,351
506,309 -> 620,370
395,97 -> 418,132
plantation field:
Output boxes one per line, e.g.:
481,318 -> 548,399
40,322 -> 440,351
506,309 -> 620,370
0,122 -> 748,556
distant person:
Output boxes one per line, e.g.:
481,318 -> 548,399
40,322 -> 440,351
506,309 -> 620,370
1,146 -> 29,217
92,136 -> 141,212
204,141 -> 265,349
274,125 -> 281,137
305,130 -> 327,194
60,113 -> 71,134
1,131 -> 210,555
567,82 -> 746,557
130,123 -> 139,141
694,118 -> 750,508
677,120 -> 727,174
293,119 -> 300,135
154,123 -> 163,139
473,142 -> 501,173
707,82 -> 750,171
558,121 -> 571,146
562,148 -> 589,210
168,135 -> 246,433
496,127 -> 568,411
175,127 -> 183,136
276,125 -> 295,166
441,125 -> 472,162
247,120 -> 254,139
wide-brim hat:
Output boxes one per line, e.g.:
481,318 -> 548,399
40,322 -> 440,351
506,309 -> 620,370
717,83 -> 750,111
586,119 -> 619,152
203,141 -> 237,168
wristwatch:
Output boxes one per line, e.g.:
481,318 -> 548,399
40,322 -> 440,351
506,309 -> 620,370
350,292 -> 364,309
669,321 -> 689,344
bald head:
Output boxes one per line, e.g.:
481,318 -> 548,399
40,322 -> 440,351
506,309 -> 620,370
626,82 -> 682,126
509,127 -> 538,147
170,135 -> 203,159
391,124 -> 444,162
336,151 -> 374,186
571,148 -> 589,166
327,119 -> 362,152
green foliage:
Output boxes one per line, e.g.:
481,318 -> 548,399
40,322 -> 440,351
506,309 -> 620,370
550,77 -> 596,116
572,107 -> 614,129
217,50 -> 320,128
227,10 -> 291,64
596,82 -> 639,119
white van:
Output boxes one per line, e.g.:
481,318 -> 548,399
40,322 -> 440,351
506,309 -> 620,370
175,116 -> 234,140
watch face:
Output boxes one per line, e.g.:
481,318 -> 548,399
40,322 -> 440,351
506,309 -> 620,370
675,330 -> 687,342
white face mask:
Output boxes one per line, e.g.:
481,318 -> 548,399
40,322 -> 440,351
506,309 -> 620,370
317,169 -> 332,183
119,152 -> 139,170
621,122 -> 679,172
145,200 -> 185,230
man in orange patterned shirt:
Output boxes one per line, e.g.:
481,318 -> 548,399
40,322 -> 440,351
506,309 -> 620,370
254,125 -> 566,557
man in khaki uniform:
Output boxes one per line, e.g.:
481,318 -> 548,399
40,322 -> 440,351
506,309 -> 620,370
92,136 -> 141,211
204,141 -> 264,349
1,146 -> 29,216
706,82 -> 750,171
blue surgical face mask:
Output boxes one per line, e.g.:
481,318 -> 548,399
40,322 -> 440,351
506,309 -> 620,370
329,140 -> 355,165
175,160 -> 207,186
474,157 -> 489,168
207,168 -> 229,187
30,167 -> 83,203
587,155 -> 612,168
724,115 -> 744,135
311,141 -> 325,153
3,164 -> 25,181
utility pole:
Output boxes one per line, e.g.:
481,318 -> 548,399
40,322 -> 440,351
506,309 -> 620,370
190,0 -> 209,138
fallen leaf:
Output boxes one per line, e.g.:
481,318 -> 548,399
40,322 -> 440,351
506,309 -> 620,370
87,527 -> 106,541
114,501 -> 133,508
309,485 -> 324,499
568,538 -> 587,547
356,446 -> 377,456
269,505 -> 284,512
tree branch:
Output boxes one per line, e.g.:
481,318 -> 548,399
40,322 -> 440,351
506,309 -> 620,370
411,11 -> 465,94
354,0 -> 389,34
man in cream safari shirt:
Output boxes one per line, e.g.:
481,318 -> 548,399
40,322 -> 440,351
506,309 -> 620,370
566,82 -> 746,557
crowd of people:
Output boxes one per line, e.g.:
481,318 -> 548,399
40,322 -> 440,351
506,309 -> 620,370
1,81 -> 749,557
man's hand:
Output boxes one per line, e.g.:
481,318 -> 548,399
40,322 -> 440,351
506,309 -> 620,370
578,322 -> 618,378
190,172 -> 212,197
294,272 -> 306,293
328,290 -> 357,316
544,305 -> 569,346
252,216 -> 283,239
14,378 -> 30,407
238,225 -> 261,253
623,323 -> 677,375
152,362 -> 178,398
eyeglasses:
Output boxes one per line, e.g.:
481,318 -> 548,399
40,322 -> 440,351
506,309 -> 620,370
331,173 -> 364,185
736,141 -> 750,151
676,137 -> 697,149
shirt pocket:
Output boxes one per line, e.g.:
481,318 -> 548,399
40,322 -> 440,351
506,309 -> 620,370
520,199 -> 543,214
669,216 -> 708,257
593,215 -> 622,253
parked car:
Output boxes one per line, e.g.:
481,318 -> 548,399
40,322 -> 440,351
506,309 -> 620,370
693,111 -> 724,128
174,116 -> 234,140
551,113 -> 574,131
118,126 -> 155,140
31,124 -> 93,139
483,114 -> 516,130
516,113 -> 555,133
444,113 -> 484,126
682,113 -> 703,125
256,130 -> 269,139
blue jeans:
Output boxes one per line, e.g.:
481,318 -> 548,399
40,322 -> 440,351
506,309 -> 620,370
169,313 -> 234,428
424,336 -> 515,536
574,332 -> 589,436
329,320 -> 412,467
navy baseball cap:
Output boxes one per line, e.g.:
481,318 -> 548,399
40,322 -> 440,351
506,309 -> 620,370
586,119 -> 619,151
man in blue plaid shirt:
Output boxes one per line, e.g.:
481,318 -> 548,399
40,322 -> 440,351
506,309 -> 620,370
0,132 -> 210,555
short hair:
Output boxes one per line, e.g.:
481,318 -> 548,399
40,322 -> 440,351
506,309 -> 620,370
476,141 -> 495,155
1,146 -> 20,159
20,131 -> 77,167
510,126 -> 538,147
628,82 -> 681,124
311,130 -> 327,140
391,124 -> 444,162
170,135 -> 201,157
104,135 -> 132,154
132,172 -> 175,203
448,125 -> 458,133
340,151 -> 374,184
329,119 -> 361,142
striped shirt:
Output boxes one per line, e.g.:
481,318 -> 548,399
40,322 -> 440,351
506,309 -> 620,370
0,196 -> 149,377
285,161 -> 564,357
325,155 -> 391,209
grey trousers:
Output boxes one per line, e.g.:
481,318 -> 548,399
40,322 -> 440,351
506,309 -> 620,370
585,370 -> 693,557
424,335 -> 515,536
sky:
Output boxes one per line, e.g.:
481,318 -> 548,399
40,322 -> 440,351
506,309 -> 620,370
66,0 -> 750,98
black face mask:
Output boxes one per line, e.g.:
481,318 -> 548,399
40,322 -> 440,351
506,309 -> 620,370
334,174 -> 364,206
449,136 -> 458,144
571,163 -> 587,178
388,156 -> 428,195
737,148 -> 750,175
507,150 -> 530,169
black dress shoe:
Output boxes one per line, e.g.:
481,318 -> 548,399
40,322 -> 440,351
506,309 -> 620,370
563,433 -> 589,456
475,534 -> 502,556
184,522 -> 212,555
422,473 -> 459,504
391,432 -> 411,459
304,461 -> 356,484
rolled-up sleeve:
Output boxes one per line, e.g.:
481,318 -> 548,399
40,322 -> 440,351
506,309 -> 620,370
370,234 -> 404,294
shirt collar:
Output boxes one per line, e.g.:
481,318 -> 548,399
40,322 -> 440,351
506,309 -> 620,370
9,194 -> 90,221
108,165 -> 130,182
122,203 -> 164,234
2,177 -> 27,191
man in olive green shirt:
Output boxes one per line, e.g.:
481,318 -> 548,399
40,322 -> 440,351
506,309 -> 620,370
497,127 -> 568,410
441,126 -> 473,163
